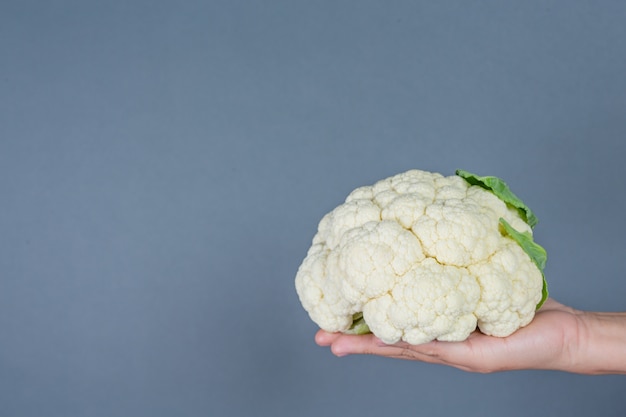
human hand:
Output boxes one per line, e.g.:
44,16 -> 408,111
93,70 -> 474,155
315,299 -> 585,373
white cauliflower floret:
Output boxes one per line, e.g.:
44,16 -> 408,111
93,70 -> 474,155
295,169 -> 547,344
364,259 -> 481,344
313,199 -> 381,249
332,221 -> 425,306
469,241 -> 543,336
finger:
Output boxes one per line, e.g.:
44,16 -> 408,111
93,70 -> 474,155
332,334 -> 488,370
328,333 -> 382,356
314,330 -> 342,346
315,331 -> 430,360
328,334 -> 442,362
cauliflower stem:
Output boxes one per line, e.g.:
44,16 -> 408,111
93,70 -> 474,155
344,313 -> 371,335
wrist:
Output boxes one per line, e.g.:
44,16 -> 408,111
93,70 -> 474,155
574,310 -> 626,374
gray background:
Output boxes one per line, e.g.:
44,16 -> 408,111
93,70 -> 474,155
1,1 -> 625,416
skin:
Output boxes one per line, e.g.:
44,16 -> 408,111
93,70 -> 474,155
315,298 -> 626,374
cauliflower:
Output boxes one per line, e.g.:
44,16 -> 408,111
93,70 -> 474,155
295,169 -> 548,345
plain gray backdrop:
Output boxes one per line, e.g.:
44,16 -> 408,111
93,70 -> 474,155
2,1 -> 626,416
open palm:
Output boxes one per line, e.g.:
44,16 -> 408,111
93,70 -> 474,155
315,299 -> 584,373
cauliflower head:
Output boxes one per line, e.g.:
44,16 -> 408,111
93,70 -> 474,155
295,169 -> 548,345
